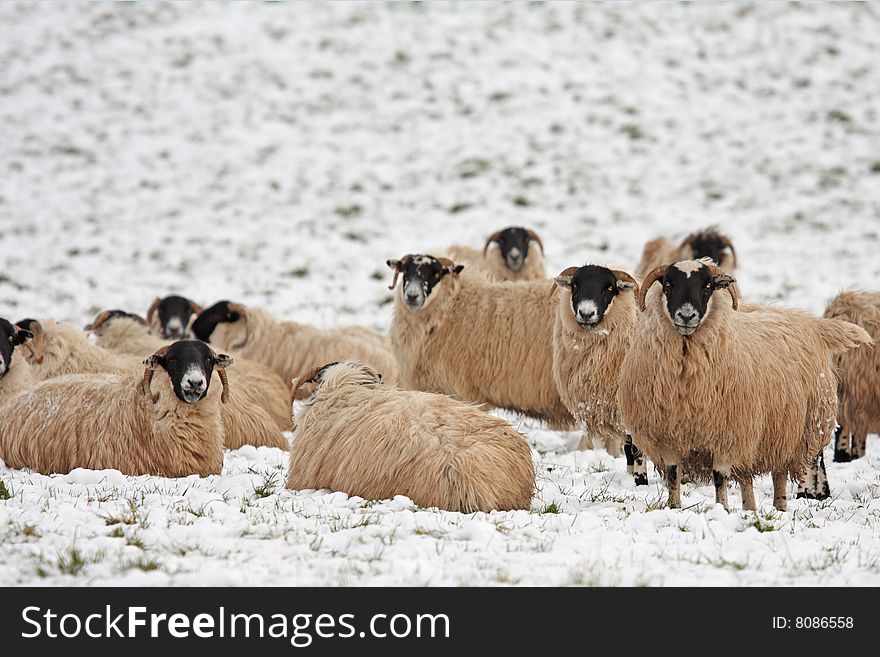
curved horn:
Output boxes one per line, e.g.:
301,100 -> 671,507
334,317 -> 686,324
524,228 -> 544,256
188,299 -> 203,316
637,265 -> 669,312
217,367 -> 230,404
611,270 -> 639,294
548,266 -> 579,297
140,345 -> 170,403
437,256 -> 456,269
85,310 -> 112,332
705,264 -> 739,310
719,234 -> 737,268
290,364 -> 326,403
482,231 -> 503,258
146,298 -> 161,327
386,256 -> 410,290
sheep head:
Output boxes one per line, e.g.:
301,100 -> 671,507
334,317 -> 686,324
191,300 -> 247,351
141,341 -> 233,405
85,309 -> 147,334
483,226 -> 544,272
551,266 -> 639,329
681,227 -> 737,269
638,260 -> 738,336
13,318 -> 45,365
386,255 -> 464,310
0,317 -> 34,378
147,295 -> 203,340
291,360 -> 383,405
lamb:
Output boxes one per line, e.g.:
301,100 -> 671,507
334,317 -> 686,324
146,295 -> 203,340
0,341 -> 230,477
0,318 -> 35,407
617,259 -> 871,511
386,254 -> 573,427
444,226 -> 546,282
633,227 -> 737,280
286,360 -> 535,512
86,309 -> 292,430
16,318 -> 288,451
191,301 -> 400,395
549,265 -> 647,485
822,291 -> 880,462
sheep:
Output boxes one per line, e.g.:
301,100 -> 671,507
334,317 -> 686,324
0,341 -> 230,477
191,301 -> 400,396
617,259 -> 871,511
16,318 -> 288,451
386,254 -> 573,427
443,226 -> 546,282
146,295 -> 203,340
86,309 -> 292,430
821,291 -> 880,462
0,318 -> 35,407
549,265 -> 648,485
286,360 -> 535,512
633,227 -> 737,280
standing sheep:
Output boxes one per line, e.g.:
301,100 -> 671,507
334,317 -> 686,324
444,226 -> 546,282
387,254 -> 573,427
550,265 -> 647,485
16,318 -> 287,450
618,259 -> 870,511
287,360 -> 535,513
0,341 -> 230,477
822,291 -> 880,462
191,301 -> 400,395
86,309 -> 292,430
634,227 -> 736,280
0,318 -> 35,407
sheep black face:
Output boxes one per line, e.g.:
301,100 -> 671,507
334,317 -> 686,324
484,226 -> 544,272
191,301 -> 241,343
552,266 -> 637,329
386,255 -> 464,310
0,318 -> 33,379
683,229 -> 736,268
148,296 -> 202,340
653,261 -> 736,336
143,340 -> 232,404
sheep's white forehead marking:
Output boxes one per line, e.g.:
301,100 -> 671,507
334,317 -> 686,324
576,300 -> 598,317
672,260 -> 705,277
412,255 -> 436,266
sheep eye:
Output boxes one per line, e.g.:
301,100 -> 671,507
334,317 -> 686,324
607,285 -> 614,292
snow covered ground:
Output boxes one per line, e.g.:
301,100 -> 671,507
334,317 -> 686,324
2,2 -> 880,585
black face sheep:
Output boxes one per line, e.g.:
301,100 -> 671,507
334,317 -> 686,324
444,226 -> 546,282
550,265 -> 647,485
387,254 -> 573,427
191,300 -> 400,396
286,360 -> 536,513
618,259 -> 871,511
0,341 -> 231,477
0,318 -> 35,406
146,295 -> 203,340
634,227 -> 737,281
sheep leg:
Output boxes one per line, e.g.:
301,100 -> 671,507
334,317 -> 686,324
853,434 -> 867,460
772,471 -> 788,511
832,426 -> 851,463
624,435 -> 648,486
736,474 -> 756,511
812,452 -> 830,500
712,467 -> 730,511
665,463 -> 681,509
795,457 -> 817,499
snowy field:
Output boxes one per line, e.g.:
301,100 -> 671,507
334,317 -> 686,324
2,2 -> 880,586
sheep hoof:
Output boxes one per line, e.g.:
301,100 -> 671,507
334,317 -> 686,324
833,449 -> 851,463
633,474 -> 648,486
795,491 -> 813,500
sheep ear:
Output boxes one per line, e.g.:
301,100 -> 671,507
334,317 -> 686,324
213,354 -> 233,369
12,328 -> 33,346
712,274 -> 736,289
615,280 -> 635,290
143,354 -> 165,369
446,264 -> 464,276
386,259 -> 400,270
554,275 -> 573,290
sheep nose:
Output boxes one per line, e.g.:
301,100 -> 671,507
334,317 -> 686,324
405,291 -> 420,302
677,310 -> 697,323
183,377 -> 205,391
577,309 -> 596,323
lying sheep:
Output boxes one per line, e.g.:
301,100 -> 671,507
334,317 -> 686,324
444,226 -> 546,282
0,318 -> 35,407
550,265 -> 647,485
634,227 -> 736,280
146,295 -> 203,340
17,318 -> 287,450
86,309 -> 292,430
286,360 -> 535,512
618,259 -> 871,511
822,291 -> 880,462
0,341 -> 230,477
387,254 -> 573,427
191,301 -> 400,395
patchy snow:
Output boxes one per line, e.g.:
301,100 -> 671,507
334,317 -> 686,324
2,2 -> 880,585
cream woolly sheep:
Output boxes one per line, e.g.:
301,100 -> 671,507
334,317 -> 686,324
618,259 -> 871,511
146,295 -> 203,340
86,309 -> 292,430
386,254 -> 573,427
286,360 -> 535,512
633,227 -> 737,280
16,318 -> 287,451
0,341 -> 230,477
822,291 -> 880,462
0,318 -> 35,407
191,301 -> 400,396
550,265 -> 647,485
444,226 -> 546,282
